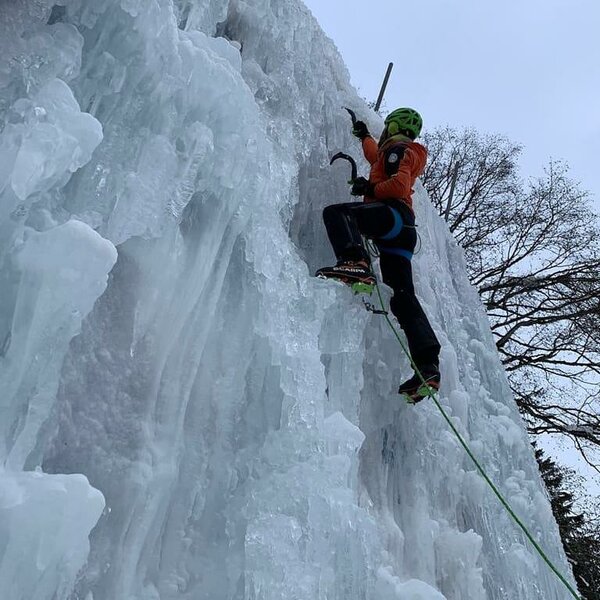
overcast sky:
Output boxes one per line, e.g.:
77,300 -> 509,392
302,0 -> 600,209
301,0 -> 600,489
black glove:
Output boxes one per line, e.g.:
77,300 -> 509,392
351,177 -> 375,197
352,120 -> 370,140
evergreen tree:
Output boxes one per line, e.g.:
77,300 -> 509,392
534,445 -> 600,599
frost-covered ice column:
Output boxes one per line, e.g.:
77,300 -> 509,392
0,4 -> 112,597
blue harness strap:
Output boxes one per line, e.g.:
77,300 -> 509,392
377,207 -> 413,260
380,207 -> 403,240
379,247 -> 413,260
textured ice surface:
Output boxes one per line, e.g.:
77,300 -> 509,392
0,467 -> 104,600
0,0 -> 577,599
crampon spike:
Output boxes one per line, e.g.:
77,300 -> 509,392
351,281 -> 375,295
402,384 -> 438,405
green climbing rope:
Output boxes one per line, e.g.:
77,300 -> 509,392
373,282 -> 582,600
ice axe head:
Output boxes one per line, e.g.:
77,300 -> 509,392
344,107 -> 357,126
330,151 -> 358,183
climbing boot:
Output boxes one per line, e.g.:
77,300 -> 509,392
316,259 -> 375,287
399,364 -> 440,404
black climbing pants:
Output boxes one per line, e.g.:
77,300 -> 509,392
322,201 -> 441,368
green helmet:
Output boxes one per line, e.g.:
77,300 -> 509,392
384,107 -> 423,140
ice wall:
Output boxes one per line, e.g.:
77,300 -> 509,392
0,1 -> 577,599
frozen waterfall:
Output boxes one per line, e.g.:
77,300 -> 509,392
0,1 -> 577,599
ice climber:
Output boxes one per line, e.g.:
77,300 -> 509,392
316,108 -> 441,401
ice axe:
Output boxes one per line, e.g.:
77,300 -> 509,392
329,152 -> 358,184
330,107 -> 361,183
344,106 -> 357,127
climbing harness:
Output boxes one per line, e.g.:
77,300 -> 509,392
369,279 -> 582,600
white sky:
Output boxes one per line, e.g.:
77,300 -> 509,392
302,0 -> 600,208
302,0 -> 600,491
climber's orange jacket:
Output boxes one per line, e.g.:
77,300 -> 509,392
361,134 -> 427,212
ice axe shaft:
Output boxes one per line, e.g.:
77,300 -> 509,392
375,63 -> 393,112
330,152 -> 358,183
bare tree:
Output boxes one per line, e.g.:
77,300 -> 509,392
421,127 -> 600,466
